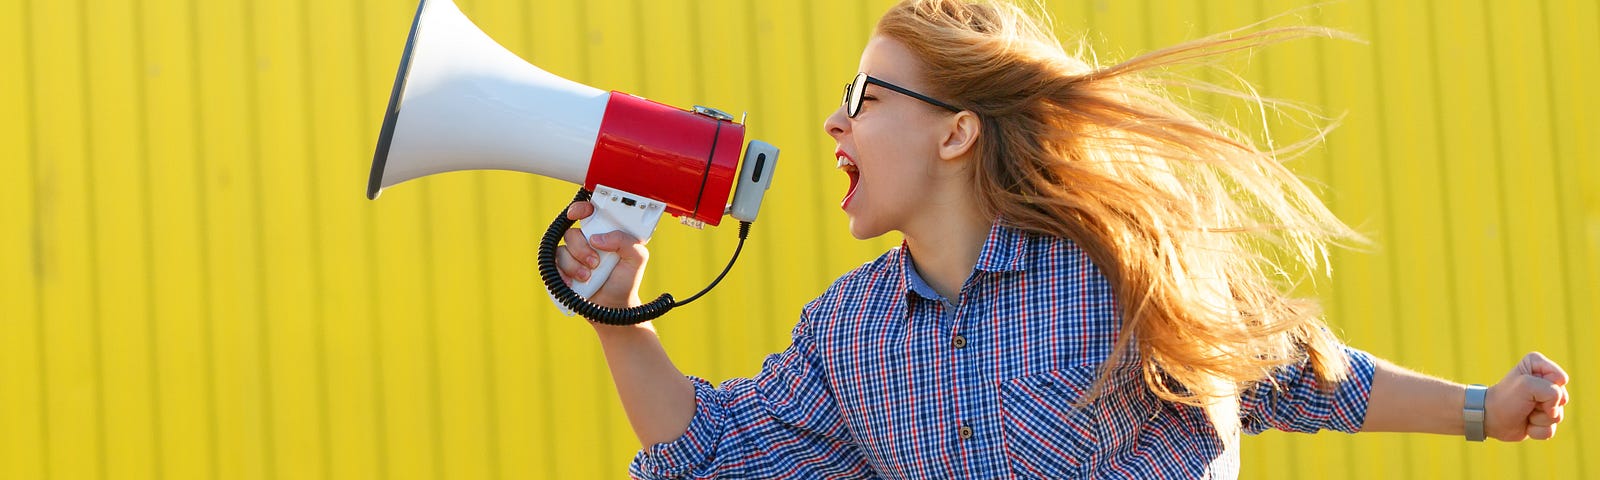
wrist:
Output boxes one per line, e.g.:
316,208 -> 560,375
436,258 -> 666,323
591,320 -> 656,336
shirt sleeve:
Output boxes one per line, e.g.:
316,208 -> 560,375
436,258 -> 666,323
628,314 -> 872,479
1240,345 -> 1377,435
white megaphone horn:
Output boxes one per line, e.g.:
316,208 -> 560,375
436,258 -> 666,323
367,0 -> 779,323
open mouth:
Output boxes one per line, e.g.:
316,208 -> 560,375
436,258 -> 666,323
836,149 -> 859,208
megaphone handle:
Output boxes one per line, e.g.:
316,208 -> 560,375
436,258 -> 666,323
556,186 -> 666,314
539,187 -> 752,325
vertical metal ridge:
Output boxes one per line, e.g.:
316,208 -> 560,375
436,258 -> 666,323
1085,0 -> 1097,35
416,179 -> 445,480
1362,0 -> 1413,468
240,0 -> 279,476
798,0 -> 829,284
185,0 -> 223,476
77,0 -> 111,476
1140,0 -> 1154,52
474,167 -> 502,480
1535,0 -> 1588,473
296,0 -> 335,476
1477,0 -> 1523,389
1420,0 -> 1467,469
1475,0 -> 1534,471
1309,0 -> 1336,196
420,181 -> 444,480
23,0 -> 52,476
354,0 -> 392,477
131,0 -> 167,477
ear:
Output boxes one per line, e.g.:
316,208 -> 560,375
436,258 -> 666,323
937,110 -> 981,161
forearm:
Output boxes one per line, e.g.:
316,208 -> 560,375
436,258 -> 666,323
591,322 -> 697,447
1360,356 -> 1465,435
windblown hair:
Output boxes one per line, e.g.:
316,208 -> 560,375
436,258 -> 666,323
876,0 -> 1366,430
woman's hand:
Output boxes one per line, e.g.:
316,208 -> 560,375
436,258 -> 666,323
554,201 -> 651,310
1486,352 -> 1570,441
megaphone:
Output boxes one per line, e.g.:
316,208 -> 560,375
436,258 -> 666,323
367,0 -> 778,323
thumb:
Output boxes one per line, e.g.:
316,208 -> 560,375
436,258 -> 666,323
1519,352 -> 1569,386
594,231 -> 650,268
586,231 -> 650,307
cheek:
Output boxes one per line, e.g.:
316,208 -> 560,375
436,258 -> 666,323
857,121 -> 936,167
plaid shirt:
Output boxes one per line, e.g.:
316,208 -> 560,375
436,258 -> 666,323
630,223 -> 1376,479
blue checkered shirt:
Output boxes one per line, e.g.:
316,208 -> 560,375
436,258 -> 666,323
630,223 -> 1376,479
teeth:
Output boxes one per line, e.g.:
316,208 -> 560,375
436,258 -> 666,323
836,155 -> 856,169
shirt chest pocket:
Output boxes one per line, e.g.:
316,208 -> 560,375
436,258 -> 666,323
998,366 -> 1101,479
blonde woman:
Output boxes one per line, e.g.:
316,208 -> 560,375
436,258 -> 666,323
554,0 -> 1570,477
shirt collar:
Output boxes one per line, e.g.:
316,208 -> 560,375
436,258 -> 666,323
902,260 -> 949,305
973,221 -> 1028,273
897,221 -> 1029,302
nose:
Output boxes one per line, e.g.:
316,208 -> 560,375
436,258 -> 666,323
823,105 -> 849,141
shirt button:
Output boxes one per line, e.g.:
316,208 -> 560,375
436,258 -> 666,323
958,425 -> 974,440
952,334 -> 967,349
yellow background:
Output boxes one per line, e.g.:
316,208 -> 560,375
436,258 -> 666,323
3,0 -> 1595,478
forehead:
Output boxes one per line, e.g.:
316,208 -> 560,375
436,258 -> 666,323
858,35 -> 931,91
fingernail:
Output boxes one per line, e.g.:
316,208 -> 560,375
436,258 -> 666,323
577,268 -> 590,282
586,255 -> 600,268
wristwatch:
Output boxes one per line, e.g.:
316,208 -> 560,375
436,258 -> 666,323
1464,384 -> 1488,442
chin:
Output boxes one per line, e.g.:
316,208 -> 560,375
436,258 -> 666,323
846,216 -> 892,241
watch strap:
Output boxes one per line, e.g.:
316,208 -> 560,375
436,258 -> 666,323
1464,384 -> 1488,442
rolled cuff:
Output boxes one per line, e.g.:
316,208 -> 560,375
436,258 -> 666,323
1326,346 -> 1377,433
628,376 -> 725,479
1241,345 -> 1378,435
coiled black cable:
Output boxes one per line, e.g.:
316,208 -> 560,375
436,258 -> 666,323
537,188 -> 751,325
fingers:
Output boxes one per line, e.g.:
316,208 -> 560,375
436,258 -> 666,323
1518,375 -> 1566,426
1527,424 -> 1556,441
594,231 -> 650,267
1521,375 -> 1565,406
554,245 -> 591,283
565,201 -> 595,221
1512,402 -> 1562,441
1508,376 -> 1568,442
1528,406 -> 1564,427
563,226 -> 600,269
549,201 -> 651,309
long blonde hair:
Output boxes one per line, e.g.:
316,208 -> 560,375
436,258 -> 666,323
877,0 -> 1365,423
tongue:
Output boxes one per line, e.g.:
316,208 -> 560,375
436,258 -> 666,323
841,170 -> 859,208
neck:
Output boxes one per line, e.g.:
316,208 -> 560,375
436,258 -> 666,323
902,203 -> 992,302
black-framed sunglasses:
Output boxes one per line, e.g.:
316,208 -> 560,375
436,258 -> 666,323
841,72 -> 962,118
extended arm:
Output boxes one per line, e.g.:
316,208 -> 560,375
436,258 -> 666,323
556,200 -> 696,446
1361,352 -> 1569,441
591,322 -> 697,447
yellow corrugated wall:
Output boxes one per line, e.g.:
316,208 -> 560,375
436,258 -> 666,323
2,0 -> 1595,478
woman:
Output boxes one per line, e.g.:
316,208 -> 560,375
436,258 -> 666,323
555,0 -> 1570,478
